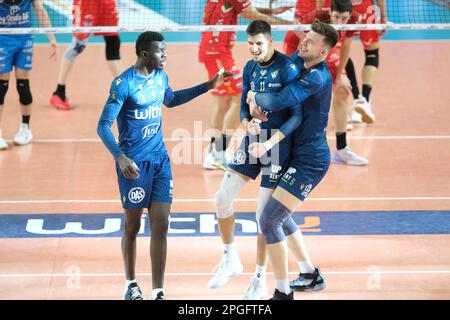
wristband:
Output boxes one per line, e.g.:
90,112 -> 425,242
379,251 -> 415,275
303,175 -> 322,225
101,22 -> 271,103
263,140 -> 273,151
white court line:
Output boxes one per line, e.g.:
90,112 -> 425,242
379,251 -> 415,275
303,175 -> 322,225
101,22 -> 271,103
18,135 -> 450,143
1,196 -> 450,205
0,270 -> 449,278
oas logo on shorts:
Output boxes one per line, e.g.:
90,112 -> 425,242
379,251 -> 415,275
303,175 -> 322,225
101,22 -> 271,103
128,187 -> 145,204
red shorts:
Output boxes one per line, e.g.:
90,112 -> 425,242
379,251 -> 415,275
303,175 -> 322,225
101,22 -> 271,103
73,0 -> 119,40
199,44 -> 242,96
353,2 -> 381,48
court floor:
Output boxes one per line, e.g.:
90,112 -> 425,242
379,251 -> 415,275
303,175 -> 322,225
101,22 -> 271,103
0,40 -> 449,299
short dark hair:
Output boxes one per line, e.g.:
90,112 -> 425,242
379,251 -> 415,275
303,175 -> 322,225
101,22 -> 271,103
135,31 -> 164,56
332,0 -> 353,13
311,20 -> 339,49
246,20 -> 271,36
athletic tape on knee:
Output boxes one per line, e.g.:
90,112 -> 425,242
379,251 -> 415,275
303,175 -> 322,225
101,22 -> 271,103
64,37 -> 87,61
16,79 -> 32,105
364,49 -> 379,68
104,35 -> 121,60
259,197 -> 292,244
215,171 -> 246,219
255,187 -> 274,234
0,80 -> 9,105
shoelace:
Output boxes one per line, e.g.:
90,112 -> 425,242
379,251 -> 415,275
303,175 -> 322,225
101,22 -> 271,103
129,286 -> 143,300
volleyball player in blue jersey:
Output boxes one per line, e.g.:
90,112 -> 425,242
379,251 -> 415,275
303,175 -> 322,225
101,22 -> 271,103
97,31 -> 227,300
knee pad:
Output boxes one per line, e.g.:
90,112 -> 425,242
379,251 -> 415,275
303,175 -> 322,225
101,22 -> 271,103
282,217 -> 298,237
0,80 -> 9,105
64,37 -> 87,61
364,49 -> 379,68
259,197 -> 292,244
16,79 -> 32,105
215,171 -> 246,219
104,35 -> 121,60
255,187 -> 274,234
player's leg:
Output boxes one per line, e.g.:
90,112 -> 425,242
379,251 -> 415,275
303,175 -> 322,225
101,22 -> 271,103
259,187 -> 298,300
0,71 -> 10,150
332,84 -> 368,166
50,36 -> 88,110
104,35 -> 122,77
208,168 -> 249,288
354,34 -> 379,123
13,40 -> 33,145
122,207 -> 145,300
243,186 -> 272,300
345,58 -> 363,124
148,201 -> 170,300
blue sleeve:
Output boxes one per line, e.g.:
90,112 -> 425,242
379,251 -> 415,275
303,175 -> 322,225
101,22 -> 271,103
97,78 -> 128,159
255,72 -> 322,112
281,60 -> 299,85
278,106 -> 302,137
240,63 -> 251,122
164,83 -> 209,108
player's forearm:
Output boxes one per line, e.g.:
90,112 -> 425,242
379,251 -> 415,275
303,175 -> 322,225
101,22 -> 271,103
254,86 -> 299,112
34,1 -> 56,43
241,7 -> 291,25
378,0 -> 387,17
165,82 -> 209,108
316,0 -> 325,11
97,120 -> 122,159
279,108 -> 302,137
266,130 -> 285,148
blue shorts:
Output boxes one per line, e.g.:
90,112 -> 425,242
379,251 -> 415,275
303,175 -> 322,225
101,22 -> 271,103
116,153 -> 173,209
228,135 -> 291,188
278,156 -> 330,201
0,36 -> 33,73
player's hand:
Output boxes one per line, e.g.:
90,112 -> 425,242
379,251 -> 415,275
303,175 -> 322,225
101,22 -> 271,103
116,154 -> 140,180
208,68 -> 233,90
335,74 -> 352,95
49,40 -> 57,61
249,100 -> 268,122
248,142 -> 267,159
247,118 -> 261,135
379,14 -> 388,36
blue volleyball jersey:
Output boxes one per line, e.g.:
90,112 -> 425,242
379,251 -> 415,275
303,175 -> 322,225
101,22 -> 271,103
0,0 -> 32,40
254,51 -> 333,160
98,66 -> 171,163
241,50 -> 299,136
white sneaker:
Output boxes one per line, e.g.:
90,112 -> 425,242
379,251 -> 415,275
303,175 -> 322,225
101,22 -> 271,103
346,116 -> 354,131
350,109 -> 362,124
333,147 -> 368,166
0,130 -> 8,150
203,149 -> 217,170
208,255 -> 243,289
13,123 -> 33,145
243,276 -> 268,300
354,95 -> 375,124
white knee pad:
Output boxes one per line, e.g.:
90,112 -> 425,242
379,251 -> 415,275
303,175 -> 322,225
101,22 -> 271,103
215,171 -> 246,219
64,37 -> 88,61
255,187 -> 274,233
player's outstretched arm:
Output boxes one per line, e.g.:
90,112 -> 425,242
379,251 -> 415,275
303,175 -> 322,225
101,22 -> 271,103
164,69 -> 231,108
33,0 -> 57,59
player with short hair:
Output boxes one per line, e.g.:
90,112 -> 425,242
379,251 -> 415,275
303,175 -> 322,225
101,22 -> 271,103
199,0 -> 293,170
246,20 -> 338,300
0,0 -> 57,150
97,31 -> 227,300
50,0 -> 122,110
209,20 -> 306,300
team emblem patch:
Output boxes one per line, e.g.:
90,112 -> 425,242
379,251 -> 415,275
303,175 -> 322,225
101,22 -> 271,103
232,149 -> 246,165
128,187 -> 145,204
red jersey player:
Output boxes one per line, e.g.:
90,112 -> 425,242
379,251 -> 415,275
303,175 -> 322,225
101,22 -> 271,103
50,0 -> 123,110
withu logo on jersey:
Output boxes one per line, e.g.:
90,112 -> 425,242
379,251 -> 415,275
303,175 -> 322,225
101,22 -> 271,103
141,123 -> 160,138
128,187 -> 145,204
134,106 -> 161,120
